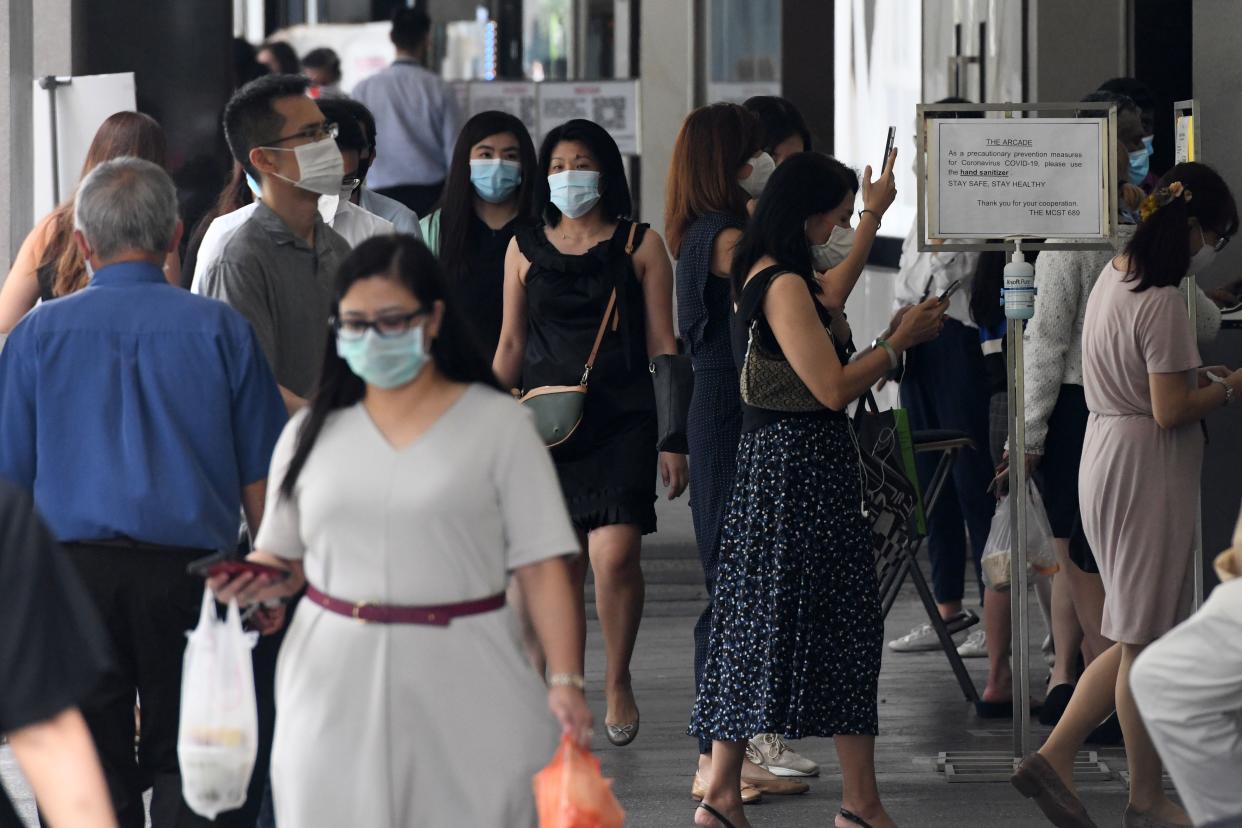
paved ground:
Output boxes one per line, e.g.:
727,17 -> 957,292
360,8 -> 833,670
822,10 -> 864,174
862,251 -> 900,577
2,493 -> 1147,827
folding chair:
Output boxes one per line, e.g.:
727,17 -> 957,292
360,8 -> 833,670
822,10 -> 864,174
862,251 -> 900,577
875,428 -> 980,702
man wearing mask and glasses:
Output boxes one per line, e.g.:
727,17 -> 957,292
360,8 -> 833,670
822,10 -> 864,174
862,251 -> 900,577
200,74 -> 354,415
191,98 -> 395,295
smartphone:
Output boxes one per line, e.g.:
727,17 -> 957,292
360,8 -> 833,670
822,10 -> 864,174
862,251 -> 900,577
187,551 -> 290,583
881,126 -> 896,169
938,279 -> 963,302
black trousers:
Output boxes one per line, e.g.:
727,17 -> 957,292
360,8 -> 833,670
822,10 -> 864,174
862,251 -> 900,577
374,181 -> 444,217
899,319 -> 996,606
61,543 -> 217,828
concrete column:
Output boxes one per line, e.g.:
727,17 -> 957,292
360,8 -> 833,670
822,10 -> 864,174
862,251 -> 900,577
0,0 -> 34,272
1028,0 -> 1128,102
638,0 -> 694,235
1193,0 -> 1242,566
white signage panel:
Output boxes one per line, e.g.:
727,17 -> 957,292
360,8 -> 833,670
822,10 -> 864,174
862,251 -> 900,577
1175,114 -> 1194,164
467,81 -> 539,136
32,73 -> 137,220
536,80 -> 640,155
927,118 -> 1109,239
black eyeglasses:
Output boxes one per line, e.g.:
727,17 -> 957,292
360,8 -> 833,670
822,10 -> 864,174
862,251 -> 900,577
332,309 -> 429,340
264,121 -> 339,147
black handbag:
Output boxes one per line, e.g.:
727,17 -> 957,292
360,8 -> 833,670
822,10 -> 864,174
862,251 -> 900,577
850,392 -> 923,561
649,352 -> 693,453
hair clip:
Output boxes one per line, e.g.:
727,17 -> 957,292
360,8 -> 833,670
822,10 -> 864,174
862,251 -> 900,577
1139,181 -> 1194,222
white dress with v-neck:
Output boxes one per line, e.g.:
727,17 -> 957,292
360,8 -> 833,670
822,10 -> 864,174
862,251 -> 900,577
255,384 -> 579,827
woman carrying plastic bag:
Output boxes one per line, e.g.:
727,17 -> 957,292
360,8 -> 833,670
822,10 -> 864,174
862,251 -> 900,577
178,589 -> 259,820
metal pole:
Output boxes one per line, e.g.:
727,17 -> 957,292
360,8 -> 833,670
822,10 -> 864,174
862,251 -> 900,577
37,76 -> 71,205
1005,238 -> 1033,759
1187,276 -> 1204,608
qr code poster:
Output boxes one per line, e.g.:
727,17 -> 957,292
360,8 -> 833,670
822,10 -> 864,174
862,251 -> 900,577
536,80 -> 641,155
467,82 -> 539,136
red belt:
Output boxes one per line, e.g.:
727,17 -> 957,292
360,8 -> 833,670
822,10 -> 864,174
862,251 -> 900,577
305,585 -> 505,626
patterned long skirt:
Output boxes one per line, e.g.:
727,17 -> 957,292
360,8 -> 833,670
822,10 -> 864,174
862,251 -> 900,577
689,414 -> 883,741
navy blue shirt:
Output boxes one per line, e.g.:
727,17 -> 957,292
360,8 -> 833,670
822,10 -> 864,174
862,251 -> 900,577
0,261 -> 287,549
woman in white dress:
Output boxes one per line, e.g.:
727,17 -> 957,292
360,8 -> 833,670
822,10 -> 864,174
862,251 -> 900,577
210,235 -> 592,827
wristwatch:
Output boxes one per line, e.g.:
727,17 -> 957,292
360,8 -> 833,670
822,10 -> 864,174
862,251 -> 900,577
1208,371 -> 1235,406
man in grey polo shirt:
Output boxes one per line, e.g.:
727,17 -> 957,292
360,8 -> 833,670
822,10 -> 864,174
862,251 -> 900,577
200,74 -> 352,413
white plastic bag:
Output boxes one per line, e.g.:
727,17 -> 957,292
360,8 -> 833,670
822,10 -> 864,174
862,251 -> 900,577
178,588 -> 259,819
981,483 -> 1059,591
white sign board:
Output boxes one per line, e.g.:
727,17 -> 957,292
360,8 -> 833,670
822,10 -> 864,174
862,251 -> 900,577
536,80 -> 640,155
32,73 -> 137,221
467,81 -> 539,136
927,118 -> 1110,239
706,81 -> 780,105
275,23 -> 394,95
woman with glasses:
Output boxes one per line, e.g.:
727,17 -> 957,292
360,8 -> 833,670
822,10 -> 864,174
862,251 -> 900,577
210,235 -> 591,827
421,110 -> 538,357
1013,162 -> 1242,828
494,118 -> 688,747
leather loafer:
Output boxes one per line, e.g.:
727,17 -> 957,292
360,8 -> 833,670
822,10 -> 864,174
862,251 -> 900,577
691,773 -> 762,804
1010,753 -> 1098,828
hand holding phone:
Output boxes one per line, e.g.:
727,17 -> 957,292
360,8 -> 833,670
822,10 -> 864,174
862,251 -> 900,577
188,551 -> 291,583
881,126 -> 896,171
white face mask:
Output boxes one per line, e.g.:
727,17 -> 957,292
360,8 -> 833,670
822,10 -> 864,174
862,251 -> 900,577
739,152 -> 776,198
1188,226 -> 1218,275
265,136 -> 345,196
811,224 -> 856,271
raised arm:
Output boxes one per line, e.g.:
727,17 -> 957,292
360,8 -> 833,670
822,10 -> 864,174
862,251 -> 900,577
766,273 -> 945,411
493,237 -> 530,390
817,150 -> 898,309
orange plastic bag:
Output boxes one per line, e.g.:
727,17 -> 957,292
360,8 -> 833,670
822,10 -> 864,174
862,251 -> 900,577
533,736 -> 626,828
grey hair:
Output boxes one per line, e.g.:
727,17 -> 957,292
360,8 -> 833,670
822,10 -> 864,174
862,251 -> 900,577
74,157 -> 178,260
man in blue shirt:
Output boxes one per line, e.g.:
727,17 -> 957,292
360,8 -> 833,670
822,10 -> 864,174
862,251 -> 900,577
0,157 -> 287,828
353,7 -> 462,215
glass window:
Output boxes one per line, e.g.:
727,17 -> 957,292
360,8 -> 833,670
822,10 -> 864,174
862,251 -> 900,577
706,0 -> 781,103
523,0 -> 573,81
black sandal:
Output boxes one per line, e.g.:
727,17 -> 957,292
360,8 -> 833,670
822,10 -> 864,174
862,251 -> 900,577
697,802 -> 737,828
839,808 -> 876,828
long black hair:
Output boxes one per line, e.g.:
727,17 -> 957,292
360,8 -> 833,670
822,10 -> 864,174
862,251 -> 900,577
1123,162 -> 1238,292
743,95 -> 813,155
729,151 -> 854,298
535,119 -> 631,226
280,236 -> 501,497
436,111 -> 538,282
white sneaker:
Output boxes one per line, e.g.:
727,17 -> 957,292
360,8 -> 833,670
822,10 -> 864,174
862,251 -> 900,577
887,622 -> 958,652
956,629 -> 987,658
747,733 -> 820,777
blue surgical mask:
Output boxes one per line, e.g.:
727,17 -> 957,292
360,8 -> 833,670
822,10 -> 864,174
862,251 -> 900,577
335,327 -> 429,389
1128,148 -> 1150,186
246,172 -> 262,199
470,159 -> 522,204
1142,134 -> 1154,156
548,170 -> 602,219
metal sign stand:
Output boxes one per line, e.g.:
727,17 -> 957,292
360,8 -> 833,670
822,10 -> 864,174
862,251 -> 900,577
1173,97 -> 1205,610
917,102 -> 1121,783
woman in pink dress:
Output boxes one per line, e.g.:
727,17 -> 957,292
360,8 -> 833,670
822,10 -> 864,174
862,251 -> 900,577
1013,162 -> 1242,828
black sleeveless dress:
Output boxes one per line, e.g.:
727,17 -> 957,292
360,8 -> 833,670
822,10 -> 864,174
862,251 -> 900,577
517,221 -> 658,535
689,265 -> 882,742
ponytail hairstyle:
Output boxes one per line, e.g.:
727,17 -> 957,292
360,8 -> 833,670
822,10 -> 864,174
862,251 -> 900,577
280,236 -> 501,498
1124,162 -> 1238,291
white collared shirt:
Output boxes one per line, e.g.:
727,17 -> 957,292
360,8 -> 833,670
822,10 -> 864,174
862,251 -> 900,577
892,224 -> 980,327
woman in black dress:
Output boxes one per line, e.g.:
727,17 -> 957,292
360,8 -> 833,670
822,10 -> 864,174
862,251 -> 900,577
421,110 -> 538,357
689,152 -> 945,828
494,118 -> 688,746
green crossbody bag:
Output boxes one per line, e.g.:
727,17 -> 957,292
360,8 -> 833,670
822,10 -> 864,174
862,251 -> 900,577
519,223 -> 638,447
519,288 -> 617,447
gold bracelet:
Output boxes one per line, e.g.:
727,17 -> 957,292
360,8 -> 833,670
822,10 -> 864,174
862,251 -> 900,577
548,673 -> 585,691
